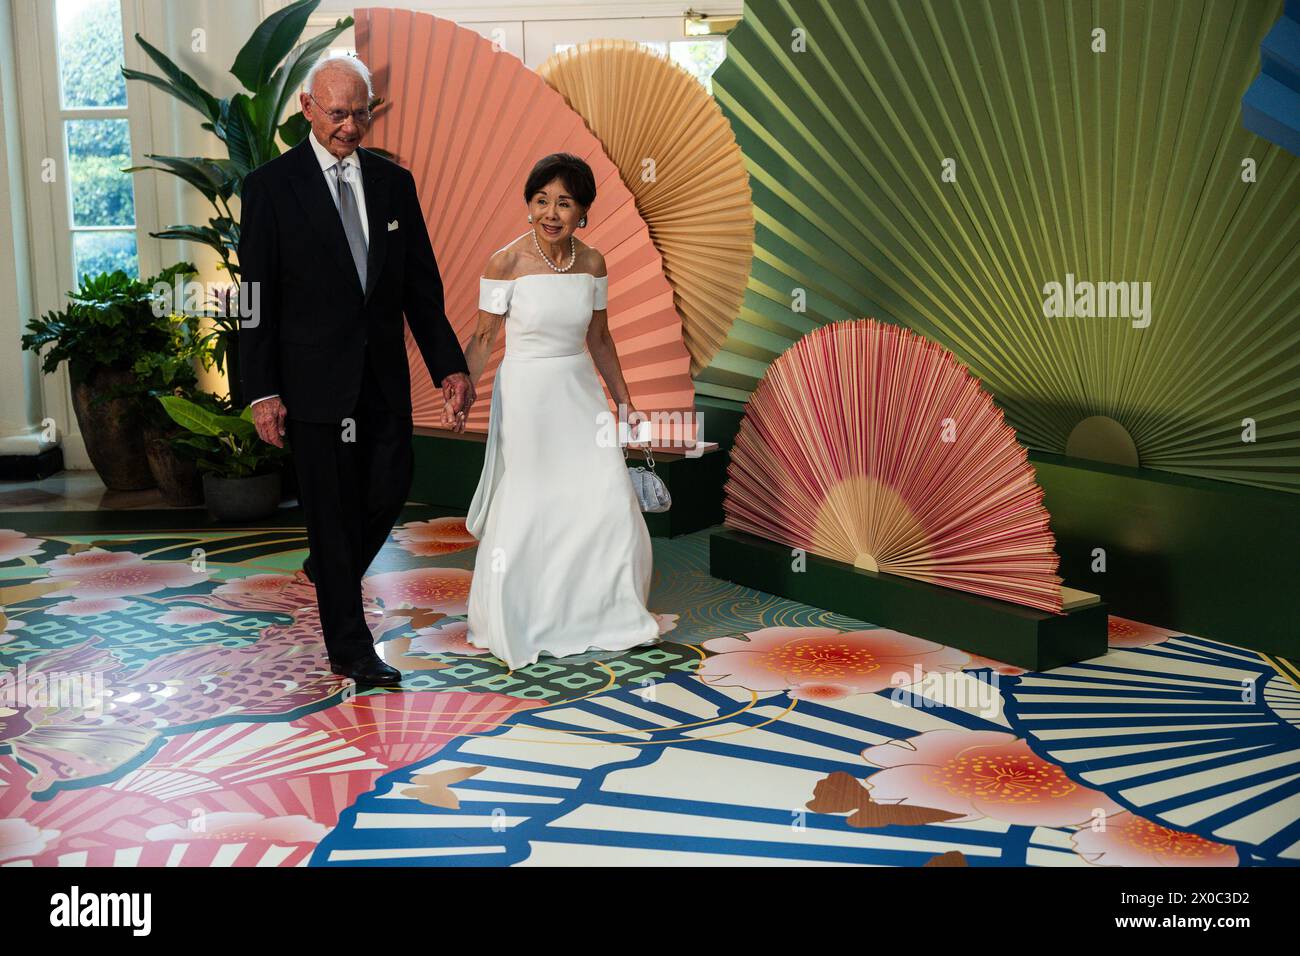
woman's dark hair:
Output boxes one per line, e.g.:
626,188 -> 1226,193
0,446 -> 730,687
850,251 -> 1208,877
524,153 -> 596,211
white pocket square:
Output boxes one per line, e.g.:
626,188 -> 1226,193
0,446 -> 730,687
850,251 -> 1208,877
387,219 -> 399,231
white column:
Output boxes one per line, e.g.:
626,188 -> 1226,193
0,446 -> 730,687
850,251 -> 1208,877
0,0 -> 54,460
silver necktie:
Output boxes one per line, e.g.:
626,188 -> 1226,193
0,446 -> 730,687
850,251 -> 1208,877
333,162 -> 368,291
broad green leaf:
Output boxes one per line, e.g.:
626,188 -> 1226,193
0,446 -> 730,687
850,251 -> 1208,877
124,155 -> 233,203
126,35 -> 220,121
221,94 -> 271,174
277,112 -> 310,150
214,414 -> 257,439
159,395 -> 225,436
267,17 -> 354,124
150,225 -> 227,256
230,0 -> 319,92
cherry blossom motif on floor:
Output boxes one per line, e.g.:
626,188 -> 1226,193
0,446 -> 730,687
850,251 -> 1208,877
0,529 -> 44,562
392,517 -> 478,556
694,622 -> 1244,866
699,626 -> 982,699
32,546 -> 210,618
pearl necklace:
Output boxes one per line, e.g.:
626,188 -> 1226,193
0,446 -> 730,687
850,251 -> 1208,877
533,227 -> 577,272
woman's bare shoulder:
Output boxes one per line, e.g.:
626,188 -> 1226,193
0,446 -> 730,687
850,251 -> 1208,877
576,241 -> 607,277
484,245 -> 521,281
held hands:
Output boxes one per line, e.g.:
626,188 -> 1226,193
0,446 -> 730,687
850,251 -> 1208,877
440,372 -> 476,433
251,397 -> 288,448
625,406 -> 650,448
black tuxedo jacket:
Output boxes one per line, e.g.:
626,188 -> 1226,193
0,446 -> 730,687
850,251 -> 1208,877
237,136 -> 469,423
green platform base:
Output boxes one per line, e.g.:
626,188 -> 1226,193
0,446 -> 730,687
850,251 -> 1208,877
1030,453 -> 1299,658
410,419 -> 728,538
709,528 -> 1109,671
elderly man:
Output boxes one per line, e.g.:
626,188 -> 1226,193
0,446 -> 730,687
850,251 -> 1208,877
238,53 -> 475,686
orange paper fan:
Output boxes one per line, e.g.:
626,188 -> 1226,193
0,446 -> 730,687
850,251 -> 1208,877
353,9 -> 697,442
723,320 -> 1064,612
538,39 -> 754,376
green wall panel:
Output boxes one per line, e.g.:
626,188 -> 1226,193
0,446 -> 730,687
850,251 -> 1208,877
708,0 -> 1300,493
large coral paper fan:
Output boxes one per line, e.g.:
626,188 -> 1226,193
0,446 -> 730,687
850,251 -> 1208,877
723,320 -> 1065,612
354,9 -> 696,440
538,39 -> 755,376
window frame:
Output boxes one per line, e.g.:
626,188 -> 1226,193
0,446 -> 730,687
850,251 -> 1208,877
52,0 -> 151,283
61,108 -> 139,282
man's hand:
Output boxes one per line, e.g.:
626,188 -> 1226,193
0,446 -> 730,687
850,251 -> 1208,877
441,372 -> 475,431
441,398 -> 466,433
251,397 -> 288,448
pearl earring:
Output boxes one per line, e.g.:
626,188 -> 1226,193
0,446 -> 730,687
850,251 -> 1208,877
528,214 -> 533,223
579,216 -> 587,228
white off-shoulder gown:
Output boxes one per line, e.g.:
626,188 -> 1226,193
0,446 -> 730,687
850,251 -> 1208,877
464,270 -> 661,669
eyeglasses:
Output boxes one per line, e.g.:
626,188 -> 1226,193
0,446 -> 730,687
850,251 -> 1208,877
308,93 -> 373,126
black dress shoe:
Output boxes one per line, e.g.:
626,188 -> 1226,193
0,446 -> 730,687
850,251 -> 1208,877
330,655 -> 402,687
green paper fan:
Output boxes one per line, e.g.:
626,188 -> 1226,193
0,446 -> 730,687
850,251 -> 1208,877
708,0 -> 1300,492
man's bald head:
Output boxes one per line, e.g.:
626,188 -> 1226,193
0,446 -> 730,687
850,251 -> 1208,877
300,54 -> 374,160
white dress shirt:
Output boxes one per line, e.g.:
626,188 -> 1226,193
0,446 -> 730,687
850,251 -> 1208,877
250,130 -> 370,407
307,127 -> 369,244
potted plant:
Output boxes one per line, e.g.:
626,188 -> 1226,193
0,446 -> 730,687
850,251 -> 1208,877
154,390 -> 244,509
135,341 -> 212,507
21,262 -> 197,491
157,395 -> 289,521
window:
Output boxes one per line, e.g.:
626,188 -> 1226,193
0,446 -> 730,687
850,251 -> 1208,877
553,38 -> 727,92
669,39 -> 726,94
55,0 -> 137,280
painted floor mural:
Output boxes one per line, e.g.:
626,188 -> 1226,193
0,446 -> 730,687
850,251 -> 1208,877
1,510 -> 1297,867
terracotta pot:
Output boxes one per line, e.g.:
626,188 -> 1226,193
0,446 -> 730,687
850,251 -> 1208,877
143,426 -> 203,507
69,363 -> 155,491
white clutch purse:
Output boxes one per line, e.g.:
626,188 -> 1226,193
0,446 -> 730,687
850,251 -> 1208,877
623,440 -> 671,513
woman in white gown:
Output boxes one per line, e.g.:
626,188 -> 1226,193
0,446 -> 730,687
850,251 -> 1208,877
443,153 -> 662,670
